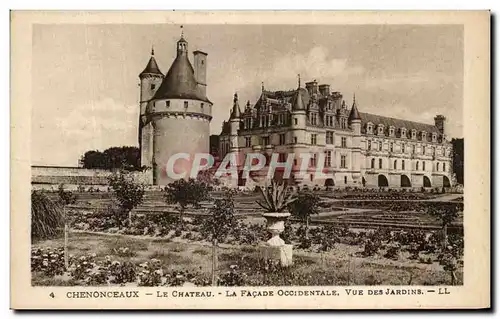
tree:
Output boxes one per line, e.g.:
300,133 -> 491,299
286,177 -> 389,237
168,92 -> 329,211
200,191 -> 237,286
57,184 -> 77,269
164,178 -> 211,229
427,203 -> 461,250
31,190 -> 64,241
108,170 -> 145,227
81,146 -> 141,170
288,190 -> 321,238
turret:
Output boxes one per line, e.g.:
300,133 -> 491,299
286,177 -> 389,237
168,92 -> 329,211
139,46 -> 163,117
348,93 -> 362,135
229,93 -> 241,152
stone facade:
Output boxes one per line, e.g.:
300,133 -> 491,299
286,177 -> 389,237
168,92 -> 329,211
218,79 -> 454,189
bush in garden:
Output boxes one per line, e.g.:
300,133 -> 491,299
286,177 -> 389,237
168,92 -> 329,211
218,265 -> 247,286
31,247 -> 66,277
137,259 -> 163,286
288,190 -> 320,238
108,170 -> 145,227
426,202 -> 461,250
362,239 -> 381,257
107,260 -> 137,284
384,243 -> 401,260
164,178 -> 211,229
31,190 -> 64,240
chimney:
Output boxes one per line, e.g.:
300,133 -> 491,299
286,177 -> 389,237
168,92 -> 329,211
319,84 -> 330,96
434,115 -> 446,135
305,80 -> 318,95
193,50 -> 208,96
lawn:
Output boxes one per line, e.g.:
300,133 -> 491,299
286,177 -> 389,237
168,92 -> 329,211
32,232 -> 462,287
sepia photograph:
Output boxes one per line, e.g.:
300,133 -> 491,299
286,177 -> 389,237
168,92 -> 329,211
10,11 -> 490,309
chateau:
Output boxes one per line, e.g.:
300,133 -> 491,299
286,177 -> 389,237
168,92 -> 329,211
218,78 -> 454,189
138,34 -> 212,185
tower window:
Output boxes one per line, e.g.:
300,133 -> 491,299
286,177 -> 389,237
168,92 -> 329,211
201,103 -> 204,108
379,158 -> 383,169
371,158 -> 375,168
151,84 -> 156,90
294,118 -> 298,125
184,101 -> 188,108
344,176 -> 348,184
402,160 -> 405,170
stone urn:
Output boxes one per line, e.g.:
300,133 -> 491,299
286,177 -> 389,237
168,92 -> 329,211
262,212 -> 290,246
261,211 -> 293,267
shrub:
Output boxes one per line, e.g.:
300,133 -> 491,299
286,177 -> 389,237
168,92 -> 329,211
31,191 -> 64,240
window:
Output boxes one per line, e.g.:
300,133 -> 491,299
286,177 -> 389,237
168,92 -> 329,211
402,143 -> 406,153
422,146 -> 426,154
379,141 -> 383,151
416,161 -> 419,170
184,101 -> 188,108
423,161 -> 426,171
326,131 -> 334,144
341,118 -> 347,129
293,136 -> 298,144
311,134 -> 317,145
402,160 -> 405,170
278,114 -> 285,125
278,153 -> 286,162
437,163 -> 440,171
412,145 -> 416,154
151,84 -> 156,90
390,142 -> 394,152
326,115 -> 334,127
401,128 -> 407,138
166,101 -> 170,107
341,155 -> 347,168
279,133 -> 286,145
341,137 -> 347,148
311,154 -> 317,167
294,118 -> 298,125
378,125 -> 384,135
367,140 -> 371,150
325,151 -> 332,167
344,176 -> 347,184
389,127 -> 395,136
244,118 -> 251,129
411,130 -> 417,139
201,103 -> 204,109
367,123 -> 373,134
371,158 -> 375,168
262,136 -> 270,146
310,113 -> 318,125
393,160 -> 397,169
432,133 -> 437,142
379,158 -> 383,169
245,137 -> 251,147
443,163 -> 446,171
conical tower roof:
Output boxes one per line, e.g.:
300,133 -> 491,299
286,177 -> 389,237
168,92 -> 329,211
348,94 -> 361,122
139,47 -> 163,77
230,93 -> 241,119
153,37 -> 210,102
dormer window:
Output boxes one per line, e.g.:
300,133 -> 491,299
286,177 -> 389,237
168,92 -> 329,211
367,123 -> 374,134
377,124 -> 385,135
411,129 -> 417,140
432,133 -> 437,142
389,126 -> 395,137
421,131 -> 427,141
400,128 -> 407,138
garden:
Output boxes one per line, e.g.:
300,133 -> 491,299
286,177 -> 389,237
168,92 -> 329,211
31,172 -> 464,287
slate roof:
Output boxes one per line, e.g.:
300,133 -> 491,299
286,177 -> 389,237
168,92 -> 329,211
139,56 -> 163,77
359,112 -> 440,133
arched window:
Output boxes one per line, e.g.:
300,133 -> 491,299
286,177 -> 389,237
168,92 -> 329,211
416,161 -> 419,170
437,163 -> 440,171
371,158 -> 375,168
402,160 -> 405,170
379,158 -> 383,169
393,160 -> 397,169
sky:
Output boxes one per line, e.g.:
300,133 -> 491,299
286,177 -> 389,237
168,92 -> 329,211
31,24 -> 463,166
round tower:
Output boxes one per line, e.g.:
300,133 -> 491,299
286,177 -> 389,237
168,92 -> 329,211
142,34 -> 212,185
348,94 -> 362,184
290,74 -> 309,185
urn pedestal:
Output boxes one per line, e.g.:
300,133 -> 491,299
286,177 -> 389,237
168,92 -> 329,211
260,212 -> 293,267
